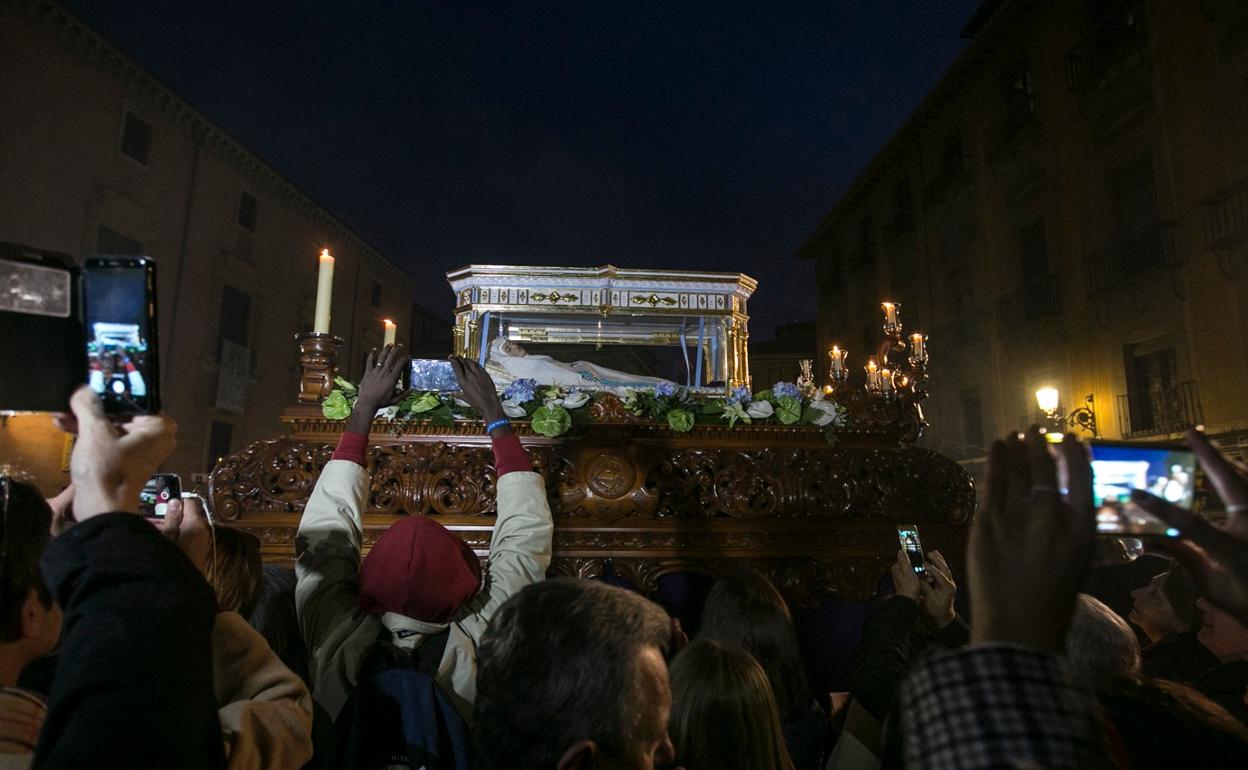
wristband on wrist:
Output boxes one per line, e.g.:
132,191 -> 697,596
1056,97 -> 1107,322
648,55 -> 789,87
486,418 -> 511,433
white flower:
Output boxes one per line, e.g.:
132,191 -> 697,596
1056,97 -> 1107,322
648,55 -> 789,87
561,390 -> 590,409
746,400 -> 774,419
374,405 -> 399,421
809,399 -> 845,427
502,399 -> 528,418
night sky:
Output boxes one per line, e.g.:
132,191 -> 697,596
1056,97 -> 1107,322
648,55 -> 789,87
61,0 -> 983,338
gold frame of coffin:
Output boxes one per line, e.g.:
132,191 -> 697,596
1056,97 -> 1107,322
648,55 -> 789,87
447,264 -> 758,392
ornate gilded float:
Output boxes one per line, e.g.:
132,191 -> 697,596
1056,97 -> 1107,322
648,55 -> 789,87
210,265 -> 973,602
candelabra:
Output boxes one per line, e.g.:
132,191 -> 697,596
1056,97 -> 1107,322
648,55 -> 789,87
296,332 -> 343,404
826,301 -> 931,429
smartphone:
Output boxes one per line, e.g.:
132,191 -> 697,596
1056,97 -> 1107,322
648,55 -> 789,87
1087,440 -> 1195,538
82,256 -> 160,414
410,359 -> 459,392
897,524 -> 926,574
139,473 -> 181,518
0,243 -> 85,411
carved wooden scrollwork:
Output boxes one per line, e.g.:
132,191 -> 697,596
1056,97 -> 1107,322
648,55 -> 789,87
211,420 -> 974,602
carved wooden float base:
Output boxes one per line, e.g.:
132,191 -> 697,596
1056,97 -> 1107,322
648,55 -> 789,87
209,411 -> 975,603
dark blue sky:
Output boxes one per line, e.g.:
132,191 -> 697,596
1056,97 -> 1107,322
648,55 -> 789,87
63,0 -> 982,337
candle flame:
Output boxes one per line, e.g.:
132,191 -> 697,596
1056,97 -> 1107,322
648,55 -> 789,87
320,248 -> 333,261
383,318 -> 395,327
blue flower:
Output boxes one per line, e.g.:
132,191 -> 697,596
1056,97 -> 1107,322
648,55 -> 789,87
773,381 -> 800,399
503,378 -> 537,404
654,382 -> 676,398
726,386 -> 753,405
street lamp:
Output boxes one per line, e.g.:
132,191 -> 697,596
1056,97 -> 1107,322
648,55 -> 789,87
1034,387 -> 1098,437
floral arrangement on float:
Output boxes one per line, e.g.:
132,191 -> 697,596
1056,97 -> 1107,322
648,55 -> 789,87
322,377 -> 849,442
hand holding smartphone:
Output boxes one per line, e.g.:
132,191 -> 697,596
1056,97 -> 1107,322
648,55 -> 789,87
1085,440 -> 1196,538
139,473 -> 181,518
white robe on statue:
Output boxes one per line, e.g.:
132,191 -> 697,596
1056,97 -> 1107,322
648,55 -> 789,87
485,338 -> 672,393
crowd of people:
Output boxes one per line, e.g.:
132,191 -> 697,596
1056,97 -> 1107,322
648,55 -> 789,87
2,343 -> 1247,768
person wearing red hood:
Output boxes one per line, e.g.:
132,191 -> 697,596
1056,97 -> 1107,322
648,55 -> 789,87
295,345 -> 553,722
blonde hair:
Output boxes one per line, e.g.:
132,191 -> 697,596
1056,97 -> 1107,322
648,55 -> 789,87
669,639 -> 796,770
207,524 -> 263,617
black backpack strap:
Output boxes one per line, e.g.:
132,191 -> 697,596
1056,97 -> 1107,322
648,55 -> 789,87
412,628 -> 451,676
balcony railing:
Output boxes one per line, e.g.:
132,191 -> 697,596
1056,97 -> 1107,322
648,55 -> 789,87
1201,179 -> 1248,249
924,159 -> 976,214
1066,1 -> 1150,95
996,279 -> 1060,334
985,97 -> 1041,163
1117,381 -> 1202,439
1082,222 -> 1178,298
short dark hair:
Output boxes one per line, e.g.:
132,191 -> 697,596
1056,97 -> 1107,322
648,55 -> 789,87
1161,565 -> 1202,632
1,479 -> 53,642
699,569 -> 814,723
473,578 -> 672,770
208,525 -> 263,617
247,565 -> 308,684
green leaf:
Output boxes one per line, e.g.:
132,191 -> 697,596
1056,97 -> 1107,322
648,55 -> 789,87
753,389 -> 773,402
322,390 -> 352,420
531,405 -> 573,437
701,402 -> 725,416
429,405 -> 456,428
822,425 -> 840,446
333,377 -> 357,396
800,405 -> 823,425
666,408 -> 695,433
409,392 -> 442,414
775,395 -> 802,425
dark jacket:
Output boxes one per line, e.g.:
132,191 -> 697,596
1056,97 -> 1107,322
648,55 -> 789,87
850,595 -> 969,722
34,513 -> 224,770
1193,660 -> 1248,727
1139,631 -> 1220,684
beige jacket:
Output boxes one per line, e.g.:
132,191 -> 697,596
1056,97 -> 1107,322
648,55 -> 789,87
295,460 -> 553,722
212,611 -> 314,770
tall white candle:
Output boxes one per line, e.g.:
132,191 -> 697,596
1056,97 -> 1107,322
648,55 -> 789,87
882,301 -> 899,329
383,319 -> 396,347
313,248 -> 334,334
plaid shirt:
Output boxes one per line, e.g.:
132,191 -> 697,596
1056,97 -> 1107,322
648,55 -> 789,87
898,646 -> 1111,769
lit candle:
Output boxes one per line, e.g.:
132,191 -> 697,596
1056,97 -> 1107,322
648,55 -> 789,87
880,368 -> 894,394
313,248 -> 334,334
823,384 -> 834,395
882,301 -> 899,329
828,345 -> 848,381
383,318 -> 396,347
909,332 -> 927,362
865,357 -> 880,391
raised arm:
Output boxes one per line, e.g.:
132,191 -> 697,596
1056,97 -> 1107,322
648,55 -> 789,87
450,358 -> 554,638
295,346 -> 409,662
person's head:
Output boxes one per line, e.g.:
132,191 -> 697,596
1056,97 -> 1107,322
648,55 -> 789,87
1064,594 -> 1141,690
1129,566 -> 1201,642
668,639 -> 796,770
1197,598 -> 1248,663
0,478 -> 61,680
247,565 -> 308,684
207,524 -> 263,617
474,578 -> 676,770
698,569 -> 813,723
358,516 -> 481,624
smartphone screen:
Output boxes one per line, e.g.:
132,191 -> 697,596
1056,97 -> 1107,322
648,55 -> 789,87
410,359 -> 459,391
139,473 -> 181,518
0,244 -> 85,411
1088,441 -> 1194,538
83,257 -> 159,413
897,524 -> 925,574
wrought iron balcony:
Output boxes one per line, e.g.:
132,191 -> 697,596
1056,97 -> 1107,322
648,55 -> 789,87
1065,1 -> 1151,96
985,97 -> 1041,164
996,279 -> 1060,335
1082,222 -> 1178,298
1200,179 -> 1248,249
1117,381 -> 1202,439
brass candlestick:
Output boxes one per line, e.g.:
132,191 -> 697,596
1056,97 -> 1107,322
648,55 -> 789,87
296,332 -> 343,404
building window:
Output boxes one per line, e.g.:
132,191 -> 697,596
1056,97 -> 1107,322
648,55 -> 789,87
892,177 -> 914,231
216,285 -> 252,361
96,225 -> 143,255
120,109 -> 153,166
1018,218 -> 1049,285
370,280 -> 383,308
207,420 -> 234,471
237,192 -> 258,232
